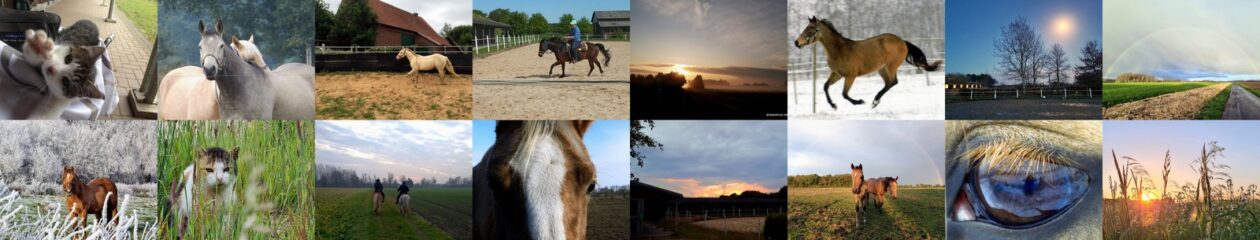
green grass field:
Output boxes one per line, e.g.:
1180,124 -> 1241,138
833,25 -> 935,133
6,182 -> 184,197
1198,84 -> 1233,119
314,187 -> 471,240
789,187 -> 944,239
1103,82 -> 1219,107
157,121 -> 315,239
116,0 -> 157,41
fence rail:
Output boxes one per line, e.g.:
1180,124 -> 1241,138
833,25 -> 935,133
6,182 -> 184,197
473,33 -> 631,55
314,45 -> 473,73
316,45 -> 470,54
946,88 -> 1102,100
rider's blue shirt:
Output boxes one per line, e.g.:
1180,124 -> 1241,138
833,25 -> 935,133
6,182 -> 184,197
570,27 -> 582,43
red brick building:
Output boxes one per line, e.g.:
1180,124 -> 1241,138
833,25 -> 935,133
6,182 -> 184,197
366,0 -> 450,46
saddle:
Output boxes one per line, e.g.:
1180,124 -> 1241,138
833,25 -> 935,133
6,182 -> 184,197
565,42 -> 587,54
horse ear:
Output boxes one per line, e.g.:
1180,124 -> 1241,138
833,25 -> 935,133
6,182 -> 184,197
198,20 -> 205,33
232,35 -> 241,48
850,163 -> 855,168
248,34 -> 254,43
572,120 -> 594,137
216,19 -> 223,33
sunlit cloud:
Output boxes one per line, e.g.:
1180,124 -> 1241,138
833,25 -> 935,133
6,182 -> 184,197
658,178 -> 772,197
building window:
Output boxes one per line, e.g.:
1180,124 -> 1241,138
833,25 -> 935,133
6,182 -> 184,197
402,34 -> 415,46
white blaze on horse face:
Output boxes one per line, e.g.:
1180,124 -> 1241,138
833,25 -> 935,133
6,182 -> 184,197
510,133 -> 568,240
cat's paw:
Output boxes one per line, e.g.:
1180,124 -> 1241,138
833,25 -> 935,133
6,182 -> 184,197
22,29 -> 53,64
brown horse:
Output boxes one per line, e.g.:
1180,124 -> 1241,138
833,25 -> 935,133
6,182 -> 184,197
863,176 -> 900,211
537,38 -> 611,78
61,166 -> 119,228
474,120 -> 596,240
850,164 -> 868,224
794,16 -> 943,109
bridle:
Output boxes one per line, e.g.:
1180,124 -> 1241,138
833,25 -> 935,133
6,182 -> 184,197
202,43 -> 226,81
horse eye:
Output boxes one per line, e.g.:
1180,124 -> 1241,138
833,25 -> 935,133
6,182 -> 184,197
586,183 -> 596,194
958,157 -> 1089,227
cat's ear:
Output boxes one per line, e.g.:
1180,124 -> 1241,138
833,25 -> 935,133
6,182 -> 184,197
195,148 -> 207,158
81,84 -> 105,99
230,146 -> 240,160
81,46 -> 106,61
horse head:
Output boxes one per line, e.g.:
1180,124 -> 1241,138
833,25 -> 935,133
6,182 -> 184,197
537,39 -> 551,58
887,177 -> 899,199
795,16 -> 823,48
850,163 -> 863,194
396,48 -> 410,60
230,34 -> 267,70
62,166 -> 80,194
199,20 -> 228,80
482,120 -> 596,240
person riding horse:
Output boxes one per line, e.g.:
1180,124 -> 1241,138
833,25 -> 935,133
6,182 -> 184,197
564,20 -> 581,64
396,181 -> 410,204
374,179 -> 383,195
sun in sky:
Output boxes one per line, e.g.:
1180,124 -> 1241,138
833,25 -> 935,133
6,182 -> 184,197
1141,192 -> 1157,203
1050,13 -> 1075,42
673,64 -> 689,77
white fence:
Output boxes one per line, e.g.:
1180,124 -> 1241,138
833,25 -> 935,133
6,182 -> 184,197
947,88 -> 1102,100
474,34 -> 543,54
316,45 -> 471,54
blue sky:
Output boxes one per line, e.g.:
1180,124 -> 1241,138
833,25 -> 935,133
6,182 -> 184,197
316,121 -> 472,182
473,0 -> 629,22
946,0 -> 1101,82
1104,121 -> 1260,199
472,121 -> 630,187
632,121 -> 787,197
788,120 -> 944,185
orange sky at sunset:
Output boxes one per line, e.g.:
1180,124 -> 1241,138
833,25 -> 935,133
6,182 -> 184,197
657,178 -> 773,198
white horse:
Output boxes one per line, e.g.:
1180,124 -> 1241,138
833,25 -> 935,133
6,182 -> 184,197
396,48 -> 457,84
397,193 -> 411,216
157,35 -> 270,120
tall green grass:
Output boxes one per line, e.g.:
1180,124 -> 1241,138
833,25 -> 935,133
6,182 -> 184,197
1198,84 -> 1232,119
157,121 -> 314,239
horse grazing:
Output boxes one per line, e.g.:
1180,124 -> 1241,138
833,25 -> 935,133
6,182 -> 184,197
794,16 -> 942,109
398,193 -> 412,216
198,19 -> 314,119
62,166 -> 119,228
537,38 -> 610,78
475,120 -> 597,240
396,48 -> 458,84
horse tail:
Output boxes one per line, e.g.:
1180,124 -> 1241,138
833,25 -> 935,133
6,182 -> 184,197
445,57 -> 458,77
596,44 -> 611,65
904,41 -> 942,71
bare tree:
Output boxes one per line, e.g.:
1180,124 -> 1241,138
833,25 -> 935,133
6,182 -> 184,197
1046,44 -> 1071,86
994,16 -> 1045,89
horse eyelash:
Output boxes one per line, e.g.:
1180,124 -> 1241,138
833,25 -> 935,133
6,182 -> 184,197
960,138 -> 1076,174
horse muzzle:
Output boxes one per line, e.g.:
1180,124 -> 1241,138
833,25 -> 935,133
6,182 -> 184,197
203,66 -> 218,81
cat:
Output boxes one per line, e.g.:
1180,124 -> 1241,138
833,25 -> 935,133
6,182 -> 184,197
168,146 -> 238,239
21,20 -> 107,119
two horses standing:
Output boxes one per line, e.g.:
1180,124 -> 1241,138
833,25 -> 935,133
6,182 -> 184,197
61,166 -> 119,229
849,164 -> 900,226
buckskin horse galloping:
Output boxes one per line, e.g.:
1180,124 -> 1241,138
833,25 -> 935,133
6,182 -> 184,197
537,38 -> 611,78
794,16 -> 943,109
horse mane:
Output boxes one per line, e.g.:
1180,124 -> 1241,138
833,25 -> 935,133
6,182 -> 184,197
815,18 -> 848,41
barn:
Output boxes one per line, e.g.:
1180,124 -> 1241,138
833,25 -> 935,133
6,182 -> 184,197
472,15 -> 511,44
591,10 -> 630,39
364,0 -> 450,46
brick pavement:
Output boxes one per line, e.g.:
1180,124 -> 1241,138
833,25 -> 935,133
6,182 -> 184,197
47,0 -> 153,119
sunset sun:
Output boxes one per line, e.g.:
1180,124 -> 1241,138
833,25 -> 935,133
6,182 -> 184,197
673,64 -> 689,77
1141,192 -> 1157,203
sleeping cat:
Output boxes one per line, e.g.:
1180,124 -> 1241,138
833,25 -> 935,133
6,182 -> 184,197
21,20 -> 107,119
168,146 -> 238,238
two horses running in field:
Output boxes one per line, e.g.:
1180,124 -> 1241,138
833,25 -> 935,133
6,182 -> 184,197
537,38 -> 610,78
396,48 -> 458,84
795,16 -> 942,109
849,164 -> 900,225
62,166 -> 119,228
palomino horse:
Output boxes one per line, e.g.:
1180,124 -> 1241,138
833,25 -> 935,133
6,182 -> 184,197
850,164 -> 868,224
396,48 -> 457,84
946,121 -> 1102,239
475,120 -> 597,240
794,16 -> 943,109
62,166 -> 118,228
537,38 -> 610,78
158,35 -> 267,120
398,193 -> 412,216
198,20 -> 314,119
373,191 -> 383,215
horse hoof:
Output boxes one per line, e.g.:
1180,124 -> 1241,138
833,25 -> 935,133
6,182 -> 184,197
872,100 -> 880,108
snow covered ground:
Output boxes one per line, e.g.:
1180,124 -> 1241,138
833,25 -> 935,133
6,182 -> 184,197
788,71 -> 944,119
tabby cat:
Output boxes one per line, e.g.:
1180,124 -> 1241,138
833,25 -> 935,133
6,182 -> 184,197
168,146 -> 238,238
21,20 -> 106,119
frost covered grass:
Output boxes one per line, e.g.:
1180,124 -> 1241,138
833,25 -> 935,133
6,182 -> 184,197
157,121 -> 314,239
0,183 -> 157,239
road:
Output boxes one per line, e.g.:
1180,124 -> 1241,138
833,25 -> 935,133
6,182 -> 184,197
1223,84 -> 1260,119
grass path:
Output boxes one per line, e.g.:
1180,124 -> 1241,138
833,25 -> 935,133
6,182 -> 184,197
1103,82 -> 1217,107
789,187 -> 944,239
1104,83 -> 1228,120
315,188 -> 451,240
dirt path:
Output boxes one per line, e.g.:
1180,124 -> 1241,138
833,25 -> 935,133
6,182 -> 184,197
474,81 -> 628,119
474,42 -> 629,80
316,72 -> 472,119
1223,84 -> 1260,119
1104,83 -> 1228,120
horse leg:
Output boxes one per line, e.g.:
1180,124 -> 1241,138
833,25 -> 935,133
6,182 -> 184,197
587,60 -> 595,76
822,72 -> 842,109
840,74 -> 865,106
873,68 -> 899,108
561,63 -> 567,78
549,62 -> 561,75
595,58 -> 604,74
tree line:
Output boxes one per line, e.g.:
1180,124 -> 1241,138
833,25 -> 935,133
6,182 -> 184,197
316,0 -> 474,47
474,8 -> 595,37
0,121 -> 156,186
993,16 -> 1102,89
315,164 -> 472,188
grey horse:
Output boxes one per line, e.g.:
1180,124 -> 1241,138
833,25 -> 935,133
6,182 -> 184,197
198,20 -> 313,119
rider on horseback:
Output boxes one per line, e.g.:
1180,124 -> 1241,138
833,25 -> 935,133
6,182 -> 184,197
564,20 -> 581,64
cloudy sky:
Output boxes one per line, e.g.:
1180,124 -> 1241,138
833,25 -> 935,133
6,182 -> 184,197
631,0 -> 787,88
472,121 -> 631,187
788,120 -> 944,185
473,0 -> 629,23
316,121 -> 472,182
633,121 -> 787,198
1104,121 -> 1260,199
323,0 -> 472,31
1103,0 -> 1260,80
946,0 -> 1101,84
